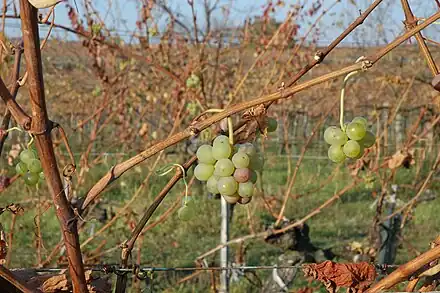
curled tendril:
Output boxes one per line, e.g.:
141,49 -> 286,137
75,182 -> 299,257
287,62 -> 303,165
156,163 -> 188,205
339,56 -> 367,131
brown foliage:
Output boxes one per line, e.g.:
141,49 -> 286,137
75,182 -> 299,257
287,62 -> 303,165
302,261 -> 377,293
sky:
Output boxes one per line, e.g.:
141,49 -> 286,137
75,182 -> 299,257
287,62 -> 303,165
3,0 -> 439,46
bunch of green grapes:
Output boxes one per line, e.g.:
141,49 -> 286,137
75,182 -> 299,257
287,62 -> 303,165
324,117 -> 376,163
194,135 -> 264,205
15,148 -> 44,186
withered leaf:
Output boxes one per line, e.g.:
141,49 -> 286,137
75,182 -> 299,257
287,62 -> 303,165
40,273 -> 70,292
388,149 -> 415,170
302,260 -> 376,293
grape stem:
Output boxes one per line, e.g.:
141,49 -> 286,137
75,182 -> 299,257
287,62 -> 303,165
27,135 -> 34,149
5,127 -> 23,133
339,56 -> 366,131
156,163 -> 188,205
198,108 -> 234,144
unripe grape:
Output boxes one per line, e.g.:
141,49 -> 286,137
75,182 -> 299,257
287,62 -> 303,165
222,194 -> 240,204
328,145 -> 346,163
214,159 -> 235,177
324,126 -> 348,146
232,152 -> 249,168
196,145 -> 216,164
194,163 -> 214,181
217,176 -> 238,196
39,172 -> 45,181
238,196 -> 252,205
249,155 -> 264,171
233,168 -> 250,183
24,172 -> 39,186
178,205 -> 192,221
213,135 -> 230,147
15,162 -> 27,175
212,143 -> 232,160
238,143 -> 256,157
266,117 -> 278,132
207,176 -> 220,194
346,122 -> 366,141
249,170 -> 258,184
354,144 -> 365,159
352,117 -> 368,127
20,149 -> 37,165
343,140 -> 361,158
238,182 -> 254,197
28,159 -> 42,173
360,131 -> 376,148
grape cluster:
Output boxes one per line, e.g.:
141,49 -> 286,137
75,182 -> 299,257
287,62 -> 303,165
194,135 -> 263,205
324,117 -> 376,163
15,148 -> 44,186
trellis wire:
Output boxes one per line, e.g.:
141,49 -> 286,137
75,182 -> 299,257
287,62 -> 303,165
27,263 -> 399,274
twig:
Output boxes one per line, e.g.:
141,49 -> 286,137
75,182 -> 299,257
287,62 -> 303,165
18,0 -> 87,292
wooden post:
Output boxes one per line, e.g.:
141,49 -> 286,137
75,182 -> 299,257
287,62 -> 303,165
378,185 -> 401,265
394,113 -> 404,150
220,197 -> 230,293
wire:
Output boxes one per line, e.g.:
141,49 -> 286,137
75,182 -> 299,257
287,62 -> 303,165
29,263 -> 399,274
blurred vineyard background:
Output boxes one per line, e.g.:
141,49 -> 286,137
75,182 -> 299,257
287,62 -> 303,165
0,0 -> 440,292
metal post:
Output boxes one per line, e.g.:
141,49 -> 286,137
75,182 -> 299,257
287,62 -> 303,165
220,197 -> 230,293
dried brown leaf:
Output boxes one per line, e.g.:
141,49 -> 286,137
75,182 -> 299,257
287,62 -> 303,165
40,273 -> 70,292
302,260 -> 376,292
388,149 -> 415,169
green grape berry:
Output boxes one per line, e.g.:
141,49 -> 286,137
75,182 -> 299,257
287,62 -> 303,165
23,172 -> 39,186
28,159 -> 42,173
194,163 -> 214,181
39,172 -> 45,181
207,176 -> 220,194
343,140 -> 361,158
249,170 -> 258,183
324,126 -> 348,146
217,176 -> 238,196
238,182 -> 254,198
222,194 -> 240,204
328,145 -> 346,163
266,117 -> 278,132
232,152 -> 249,168
249,155 -> 264,171
346,122 -> 366,141
15,161 -> 28,175
213,135 -> 230,147
20,149 -> 37,165
178,205 -> 192,221
354,144 -> 365,159
360,130 -> 376,148
214,158 -> 235,177
212,142 -> 232,160
237,143 -> 256,157
352,117 -> 368,127
196,145 -> 216,164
